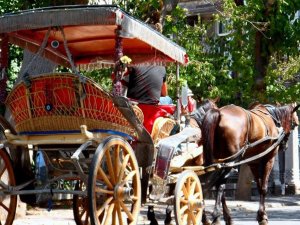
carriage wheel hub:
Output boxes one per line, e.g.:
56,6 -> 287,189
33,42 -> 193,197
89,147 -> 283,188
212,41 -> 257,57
188,196 -> 203,210
114,185 -> 133,200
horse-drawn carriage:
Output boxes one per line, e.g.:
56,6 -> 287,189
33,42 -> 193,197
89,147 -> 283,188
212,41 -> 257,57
0,4 -> 299,225
0,4 -> 208,225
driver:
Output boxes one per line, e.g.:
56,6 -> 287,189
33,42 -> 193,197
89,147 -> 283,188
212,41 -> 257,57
126,65 -> 167,104
126,22 -> 168,105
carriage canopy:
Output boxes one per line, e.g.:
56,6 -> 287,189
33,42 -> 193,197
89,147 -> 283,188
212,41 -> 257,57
0,5 -> 188,69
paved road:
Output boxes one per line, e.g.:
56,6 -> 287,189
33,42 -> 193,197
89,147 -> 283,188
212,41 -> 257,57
12,195 -> 300,225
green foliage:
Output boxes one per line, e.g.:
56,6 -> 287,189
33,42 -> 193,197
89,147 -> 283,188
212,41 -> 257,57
210,0 -> 300,105
155,5 -> 224,102
1,0 -> 300,107
0,1 -> 46,89
3,45 -> 22,90
113,0 -> 162,22
103,1 -> 300,106
83,68 -> 113,91
266,55 -> 300,103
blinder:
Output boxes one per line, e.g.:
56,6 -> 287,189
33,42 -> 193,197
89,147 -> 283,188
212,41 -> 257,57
291,104 -> 300,130
292,104 -> 300,113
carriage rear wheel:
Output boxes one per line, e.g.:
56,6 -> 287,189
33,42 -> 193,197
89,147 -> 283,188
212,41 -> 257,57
88,136 -> 141,225
174,170 -> 203,225
73,181 -> 90,225
0,148 -> 17,225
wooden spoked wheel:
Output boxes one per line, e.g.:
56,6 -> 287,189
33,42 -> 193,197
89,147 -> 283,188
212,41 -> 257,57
73,181 -> 90,225
0,148 -> 17,225
174,170 -> 203,225
88,136 -> 141,225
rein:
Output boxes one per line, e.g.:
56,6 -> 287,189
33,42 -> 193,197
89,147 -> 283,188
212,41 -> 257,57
213,105 -> 284,164
206,128 -> 285,170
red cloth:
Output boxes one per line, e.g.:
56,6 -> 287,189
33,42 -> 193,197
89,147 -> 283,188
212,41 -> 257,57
138,104 -> 176,134
187,97 -> 196,113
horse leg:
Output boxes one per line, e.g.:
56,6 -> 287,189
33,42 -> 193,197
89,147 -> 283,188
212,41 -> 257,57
202,208 -> 212,225
211,183 -> 224,225
212,183 -> 234,225
221,190 -> 234,225
250,158 -> 274,225
278,150 -> 286,195
202,169 -> 233,225
221,168 -> 238,225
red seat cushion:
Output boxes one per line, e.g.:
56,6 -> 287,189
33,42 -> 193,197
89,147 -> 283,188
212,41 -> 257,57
138,104 -> 176,134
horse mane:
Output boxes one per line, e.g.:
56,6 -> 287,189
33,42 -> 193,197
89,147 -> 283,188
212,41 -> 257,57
201,108 -> 220,166
248,101 -> 261,109
269,104 -> 294,132
251,103 -> 294,132
192,99 -> 217,127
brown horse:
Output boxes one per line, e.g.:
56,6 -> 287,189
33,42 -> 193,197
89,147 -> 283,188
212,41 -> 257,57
201,103 -> 299,225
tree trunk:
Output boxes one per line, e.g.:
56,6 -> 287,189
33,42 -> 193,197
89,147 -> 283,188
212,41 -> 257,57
160,0 -> 179,26
254,31 -> 267,98
253,0 -> 274,102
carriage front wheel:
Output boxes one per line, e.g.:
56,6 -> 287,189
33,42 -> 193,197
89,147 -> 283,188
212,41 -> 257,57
174,170 -> 203,225
0,148 -> 17,225
88,136 -> 141,225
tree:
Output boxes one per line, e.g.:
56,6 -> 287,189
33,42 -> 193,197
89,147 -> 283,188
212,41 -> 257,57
113,0 -> 222,102
113,0 -> 300,106
215,0 -> 300,104
1,0 -> 300,106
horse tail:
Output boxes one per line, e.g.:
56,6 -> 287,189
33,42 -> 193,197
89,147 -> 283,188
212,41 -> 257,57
202,108 -> 221,166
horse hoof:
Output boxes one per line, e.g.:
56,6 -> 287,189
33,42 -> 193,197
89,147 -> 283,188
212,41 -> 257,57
211,219 -> 222,225
203,222 -> 212,225
258,219 -> 268,225
212,222 -> 221,225
226,220 -> 234,225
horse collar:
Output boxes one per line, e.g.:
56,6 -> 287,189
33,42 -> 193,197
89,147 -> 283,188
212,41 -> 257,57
264,105 -> 281,127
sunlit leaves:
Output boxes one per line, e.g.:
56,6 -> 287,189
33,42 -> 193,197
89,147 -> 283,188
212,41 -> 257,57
266,55 -> 300,102
1,0 -> 300,106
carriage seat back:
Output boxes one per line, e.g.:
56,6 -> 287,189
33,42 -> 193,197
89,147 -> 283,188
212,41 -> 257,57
5,73 -> 143,138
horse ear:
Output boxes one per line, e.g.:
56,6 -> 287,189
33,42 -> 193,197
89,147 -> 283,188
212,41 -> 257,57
292,104 -> 300,113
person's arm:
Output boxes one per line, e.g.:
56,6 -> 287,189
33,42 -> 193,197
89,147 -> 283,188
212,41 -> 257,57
161,82 -> 168,97
161,71 -> 168,96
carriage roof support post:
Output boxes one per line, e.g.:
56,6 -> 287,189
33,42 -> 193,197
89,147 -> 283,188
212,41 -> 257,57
175,62 -> 181,124
113,25 -> 124,96
0,34 -> 8,115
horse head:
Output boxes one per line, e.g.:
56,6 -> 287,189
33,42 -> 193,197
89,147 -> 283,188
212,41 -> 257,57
291,103 -> 300,129
269,103 -> 299,133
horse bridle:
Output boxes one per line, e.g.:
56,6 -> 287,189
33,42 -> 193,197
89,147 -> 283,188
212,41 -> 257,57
290,105 -> 299,130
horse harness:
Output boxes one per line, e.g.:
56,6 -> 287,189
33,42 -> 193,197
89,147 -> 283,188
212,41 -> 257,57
211,105 -> 286,169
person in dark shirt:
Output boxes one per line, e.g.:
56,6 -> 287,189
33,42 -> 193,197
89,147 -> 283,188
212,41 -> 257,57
127,65 -> 167,104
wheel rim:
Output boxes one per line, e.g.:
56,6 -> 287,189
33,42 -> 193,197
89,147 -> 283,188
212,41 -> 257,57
0,148 -> 17,225
73,181 -> 90,225
89,137 -> 141,225
174,170 -> 203,225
